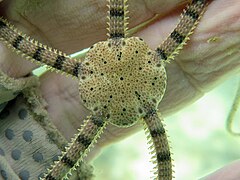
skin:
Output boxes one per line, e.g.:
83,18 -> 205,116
0,0 -> 240,178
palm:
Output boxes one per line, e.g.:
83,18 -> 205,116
0,0 -> 239,162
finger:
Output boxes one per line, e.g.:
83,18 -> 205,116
136,0 -> 240,115
3,0 -> 187,53
201,160 -> 240,180
0,0 -> 39,78
0,42 -> 37,78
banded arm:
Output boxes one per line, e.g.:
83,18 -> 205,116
0,17 -> 82,78
144,110 -> 172,180
107,0 -> 128,39
44,115 -> 106,180
156,0 -> 207,62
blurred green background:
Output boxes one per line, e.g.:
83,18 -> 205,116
93,76 -> 240,180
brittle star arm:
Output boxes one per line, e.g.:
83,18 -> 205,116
144,109 -> 172,180
44,115 -> 107,180
226,79 -> 240,136
107,0 -> 128,39
155,0 -> 207,62
0,17 -> 82,78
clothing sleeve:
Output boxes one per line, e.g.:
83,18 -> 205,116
0,70 -> 38,113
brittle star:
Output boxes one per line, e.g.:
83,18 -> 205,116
0,0 -> 208,179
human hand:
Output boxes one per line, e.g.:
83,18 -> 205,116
0,0 -> 239,162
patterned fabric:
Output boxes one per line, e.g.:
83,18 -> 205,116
0,71 -> 93,180
0,96 -> 61,179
